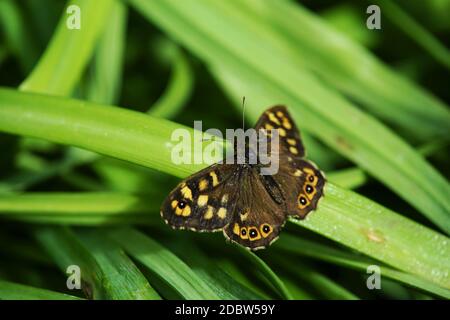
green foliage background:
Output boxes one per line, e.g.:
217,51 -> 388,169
0,0 -> 449,300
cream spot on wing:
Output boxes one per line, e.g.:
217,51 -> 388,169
276,111 -> 284,118
181,205 -> 191,217
171,200 -> 178,209
204,206 -> 214,219
209,171 -> 219,187
240,209 -> 249,221
233,223 -> 240,235
197,195 -> 208,207
265,123 -> 274,131
267,112 -> 281,125
217,207 -> 227,219
180,185 -> 193,200
289,146 -> 298,155
278,128 -> 286,137
198,179 -> 208,191
287,138 -> 296,146
221,194 -> 228,204
294,169 -> 302,176
282,119 -> 292,129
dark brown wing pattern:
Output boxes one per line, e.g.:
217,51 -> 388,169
222,167 -> 286,250
160,163 -> 238,232
254,105 -> 326,219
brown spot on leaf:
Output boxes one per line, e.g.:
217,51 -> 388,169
336,136 -> 353,151
365,228 -> 385,243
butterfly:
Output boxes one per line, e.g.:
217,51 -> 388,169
160,106 -> 325,250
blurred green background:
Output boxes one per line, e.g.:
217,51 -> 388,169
0,0 -> 449,300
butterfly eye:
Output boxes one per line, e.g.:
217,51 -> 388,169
305,185 -> 314,194
308,175 -> 314,183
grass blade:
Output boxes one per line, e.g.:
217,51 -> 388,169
379,0 -> 450,70
108,227 -> 221,299
290,184 -> 450,289
34,226 -> 159,299
0,192 -> 159,225
0,280 -> 83,300
85,0 -> 127,104
148,41 -> 194,118
20,0 -> 115,95
275,234 -> 450,299
269,255 -> 359,300
0,88 -> 219,178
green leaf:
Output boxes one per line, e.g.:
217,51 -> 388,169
0,280 -> 83,300
34,226 -> 160,299
20,0 -> 115,95
148,41 -> 194,118
268,254 -> 359,300
323,167 -> 367,190
379,0 -> 450,70
162,237 -> 265,299
233,245 -> 293,299
0,192 -> 159,225
0,0 -> 39,72
108,227 -> 222,299
275,234 -> 450,299
85,0 -> 127,104
289,184 -> 450,289
0,87 -> 220,178
74,229 -> 161,299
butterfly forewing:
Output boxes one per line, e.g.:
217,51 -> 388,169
254,105 -> 305,159
160,163 -> 238,232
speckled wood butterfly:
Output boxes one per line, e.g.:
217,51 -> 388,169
160,106 -> 325,250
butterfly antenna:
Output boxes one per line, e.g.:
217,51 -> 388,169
242,96 -> 246,131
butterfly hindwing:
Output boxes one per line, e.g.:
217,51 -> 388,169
160,163 -> 238,232
273,158 -> 325,219
222,168 -> 286,250
254,105 -> 326,219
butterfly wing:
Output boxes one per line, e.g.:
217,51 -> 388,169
255,105 -> 326,219
160,163 -> 239,232
254,105 -> 305,159
222,167 -> 286,250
